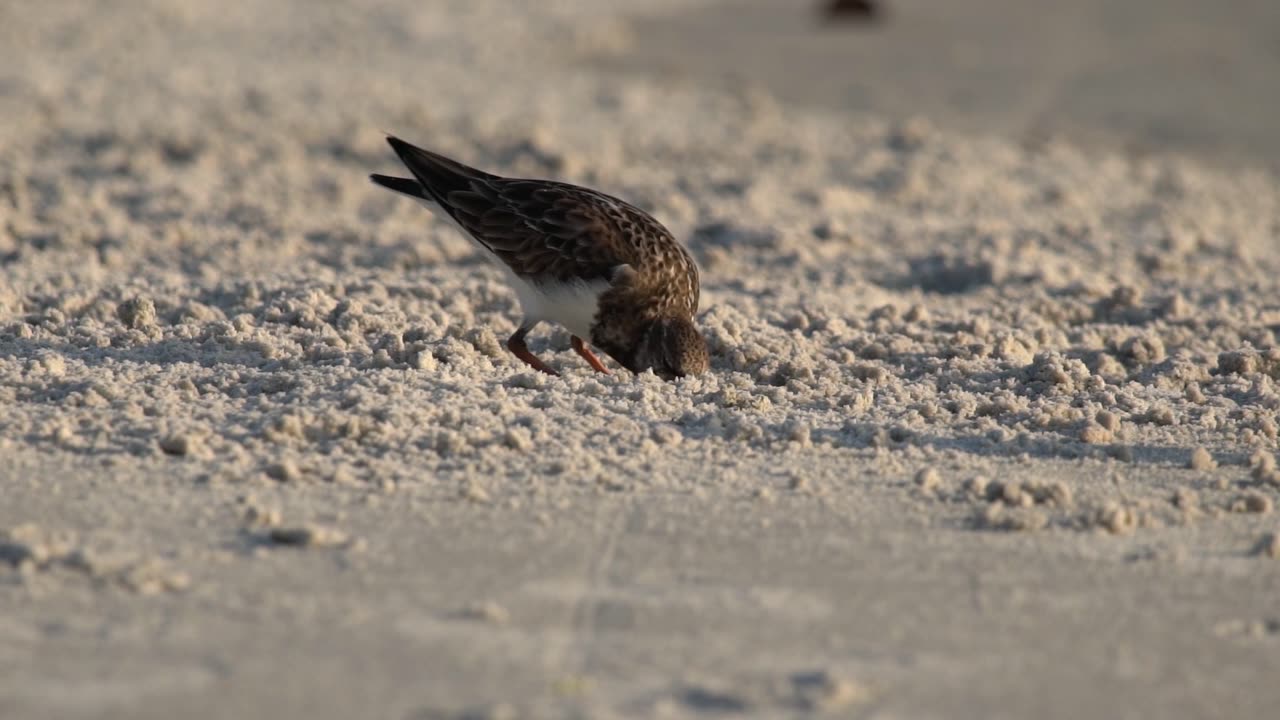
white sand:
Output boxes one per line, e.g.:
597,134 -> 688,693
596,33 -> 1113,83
2,1 -> 1279,718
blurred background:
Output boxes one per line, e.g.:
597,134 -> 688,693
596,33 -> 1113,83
5,0 -> 1276,174
611,0 -> 1280,174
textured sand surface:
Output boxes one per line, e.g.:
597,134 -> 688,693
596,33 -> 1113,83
2,1 -> 1279,718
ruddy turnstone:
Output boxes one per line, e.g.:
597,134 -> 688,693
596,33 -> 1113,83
371,136 -> 708,379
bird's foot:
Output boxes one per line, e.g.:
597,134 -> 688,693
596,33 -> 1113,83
507,334 -> 559,376
572,336 -> 611,374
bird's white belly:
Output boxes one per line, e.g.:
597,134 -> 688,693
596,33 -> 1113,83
512,276 -> 609,339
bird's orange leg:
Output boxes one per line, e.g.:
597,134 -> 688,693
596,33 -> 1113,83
572,336 -> 611,374
507,328 -> 558,376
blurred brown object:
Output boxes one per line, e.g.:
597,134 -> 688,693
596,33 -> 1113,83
821,0 -> 882,23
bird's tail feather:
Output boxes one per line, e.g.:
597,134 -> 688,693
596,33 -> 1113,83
369,174 -> 427,199
384,136 -> 490,201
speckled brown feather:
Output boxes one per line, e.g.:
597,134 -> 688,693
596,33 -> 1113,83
375,136 -> 706,377
383,137 -> 698,310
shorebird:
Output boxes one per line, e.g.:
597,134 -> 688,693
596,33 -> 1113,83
370,136 -> 708,379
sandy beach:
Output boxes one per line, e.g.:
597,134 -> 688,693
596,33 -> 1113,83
2,1 -> 1279,718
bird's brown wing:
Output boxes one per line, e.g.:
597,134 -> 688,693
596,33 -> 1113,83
449,180 -> 643,285
384,136 -> 632,286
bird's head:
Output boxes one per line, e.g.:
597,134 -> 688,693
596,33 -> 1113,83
629,316 -> 709,380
